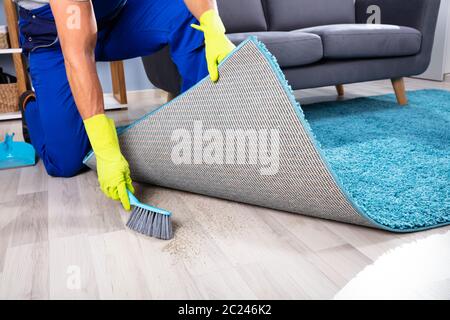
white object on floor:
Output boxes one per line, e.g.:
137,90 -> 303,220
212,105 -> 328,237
334,231 -> 450,300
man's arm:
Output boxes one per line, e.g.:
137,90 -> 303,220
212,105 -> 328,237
49,0 -> 134,210
183,0 -> 216,20
49,0 -> 104,119
183,0 -> 235,82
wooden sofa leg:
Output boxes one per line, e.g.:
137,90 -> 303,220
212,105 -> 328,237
391,78 -> 408,105
336,85 -> 344,97
166,91 -> 177,103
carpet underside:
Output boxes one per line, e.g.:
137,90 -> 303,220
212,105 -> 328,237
84,38 -> 450,232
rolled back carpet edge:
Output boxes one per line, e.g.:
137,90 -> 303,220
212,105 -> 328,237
84,37 -> 450,233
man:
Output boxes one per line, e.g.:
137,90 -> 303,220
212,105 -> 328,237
15,0 -> 235,210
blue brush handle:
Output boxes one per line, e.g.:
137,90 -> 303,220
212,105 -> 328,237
4,133 -> 14,153
127,189 -> 172,216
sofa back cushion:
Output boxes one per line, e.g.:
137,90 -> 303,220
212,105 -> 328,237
263,0 -> 355,31
217,0 -> 267,33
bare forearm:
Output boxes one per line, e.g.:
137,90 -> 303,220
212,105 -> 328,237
50,0 -> 104,119
183,0 -> 216,20
64,52 -> 104,119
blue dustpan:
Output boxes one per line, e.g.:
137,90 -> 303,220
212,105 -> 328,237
0,133 -> 36,170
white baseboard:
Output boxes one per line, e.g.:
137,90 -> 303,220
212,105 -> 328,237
104,89 -> 167,111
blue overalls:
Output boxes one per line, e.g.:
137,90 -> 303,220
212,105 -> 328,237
19,0 -> 208,177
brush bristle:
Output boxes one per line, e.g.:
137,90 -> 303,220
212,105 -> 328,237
126,207 -> 173,240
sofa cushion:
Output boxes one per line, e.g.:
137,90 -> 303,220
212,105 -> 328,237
217,0 -> 267,33
263,0 -> 355,31
297,24 -> 422,59
227,32 -> 323,67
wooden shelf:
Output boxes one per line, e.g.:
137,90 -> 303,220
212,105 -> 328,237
3,0 -> 29,95
0,111 -> 21,121
0,48 -> 22,54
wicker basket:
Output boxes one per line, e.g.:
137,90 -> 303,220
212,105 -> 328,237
0,83 -> 19,113
0,26 -> 9,49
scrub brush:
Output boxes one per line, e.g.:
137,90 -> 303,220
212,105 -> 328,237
126,190 -> 173,240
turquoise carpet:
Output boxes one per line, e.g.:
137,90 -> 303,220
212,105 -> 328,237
85,38 -> 448,232
303,89 -> 450,230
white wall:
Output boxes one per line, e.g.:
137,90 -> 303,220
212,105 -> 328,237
419,0 -> 450,80
0,2 -> 154,92
446,2 -> 450,74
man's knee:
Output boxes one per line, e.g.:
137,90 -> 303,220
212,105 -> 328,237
40,145 -> 88,178
43,158 -> 85,178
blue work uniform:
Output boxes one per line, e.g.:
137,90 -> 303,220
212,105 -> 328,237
19,0 -> 208,177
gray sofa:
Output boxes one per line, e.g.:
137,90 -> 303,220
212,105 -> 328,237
142,0 -> 441,105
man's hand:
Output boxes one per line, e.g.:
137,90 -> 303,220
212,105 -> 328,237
83,114 -> 135,210
191,10 -> 235,82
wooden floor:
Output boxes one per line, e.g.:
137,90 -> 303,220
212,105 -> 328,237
0,77 -> 449,300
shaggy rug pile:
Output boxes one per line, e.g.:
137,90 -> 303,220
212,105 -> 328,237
304,89 -> 450,230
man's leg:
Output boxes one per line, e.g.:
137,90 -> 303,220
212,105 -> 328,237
167,3 -> 208,92
26,48 -> 91,177
96,0 -> 175,60
96,0 -> 207,92
169,32 -> 208,92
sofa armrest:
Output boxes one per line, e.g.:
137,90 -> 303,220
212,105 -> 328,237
141,46 -> 181,95
355,0 -> 440,31
355,0 -> 441,74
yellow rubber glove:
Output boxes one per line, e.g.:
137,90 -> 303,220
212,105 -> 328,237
83,114 -> 135,211
191,10 -> 235,82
